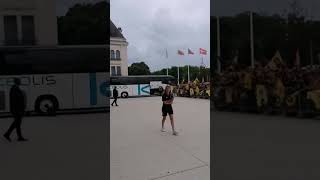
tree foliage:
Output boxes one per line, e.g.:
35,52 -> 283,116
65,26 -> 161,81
128,62 -> 151,75
211,0 -> 320,71
57,1 -> 108,45
152,66 -> 210,83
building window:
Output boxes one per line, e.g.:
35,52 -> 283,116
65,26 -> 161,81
116,66 -> 121,76
21,16 -> 36,45
116,50 -> 121,60
111,66 -> 116,76
3,16 -> 18,45
111,50 -> 115,60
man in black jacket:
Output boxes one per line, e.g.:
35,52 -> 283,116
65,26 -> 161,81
3,78 -> 28,142
111,86 -> 118,106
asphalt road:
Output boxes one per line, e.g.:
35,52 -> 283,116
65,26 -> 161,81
110,96 -> 210,180
212,109 -> 320,180
0,112 -> 108,180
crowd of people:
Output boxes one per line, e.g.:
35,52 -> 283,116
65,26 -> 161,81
174,79 -> 210,98
213,54 -> 320,117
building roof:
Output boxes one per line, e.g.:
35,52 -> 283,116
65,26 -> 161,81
110,20 -> 125,39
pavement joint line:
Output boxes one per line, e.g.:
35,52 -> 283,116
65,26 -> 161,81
148,164 -> 208,180
165,136 -> 209,166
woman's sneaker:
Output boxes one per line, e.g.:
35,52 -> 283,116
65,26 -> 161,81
161,128 -> 166,132
172,131 -> 178,136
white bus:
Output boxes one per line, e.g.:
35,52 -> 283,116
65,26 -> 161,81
110,75 -> 176,98
0,45 -> 109,115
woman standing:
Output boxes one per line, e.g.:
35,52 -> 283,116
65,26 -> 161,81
161,86 -> 178,136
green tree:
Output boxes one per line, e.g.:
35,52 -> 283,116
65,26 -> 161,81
211,0 -> 320,69
57,1 -> 108,45
128,62 -> 151,75
152,66 -> 210,83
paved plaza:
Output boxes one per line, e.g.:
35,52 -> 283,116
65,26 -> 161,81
2,96 -> 320,179
0,112 -> 108,180
110,96 -> 210,180
213,109 -> 320,180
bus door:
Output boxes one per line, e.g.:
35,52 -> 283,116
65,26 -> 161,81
72,72 -> 108,109
136,84 -> 150,96
95,72 -> 109,105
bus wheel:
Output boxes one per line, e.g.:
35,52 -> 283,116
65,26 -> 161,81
121,92 -> 129,98
35,95 -> 58,115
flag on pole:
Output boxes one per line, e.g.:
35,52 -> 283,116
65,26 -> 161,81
200,48 -> 207,55
295,49 -> 300,68
178,50 -> 184,55
188,49 -> 194,55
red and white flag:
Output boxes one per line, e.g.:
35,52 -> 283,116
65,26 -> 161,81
188,49 -> 194,55
199,48 -> 207,55
177,50 -> 184,55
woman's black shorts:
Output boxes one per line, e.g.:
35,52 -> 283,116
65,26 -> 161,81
162,105 -> 173,116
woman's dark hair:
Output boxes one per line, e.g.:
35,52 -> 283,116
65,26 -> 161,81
165,85 -> 171,94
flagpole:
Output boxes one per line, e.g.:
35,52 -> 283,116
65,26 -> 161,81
217,16 -> 221,73
166,48 -> 169,75
310,40 -> 314,66
199,55 -> 205,77
177,66 -> 180,85
199,56 -> 202,78
199,56 -> 202,77
250,11 -> 255,68
188,65 -> 190,83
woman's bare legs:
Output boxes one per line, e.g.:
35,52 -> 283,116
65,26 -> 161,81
162,116 -> 166,130
169,114 -> 178,135
169,114 -> 175,131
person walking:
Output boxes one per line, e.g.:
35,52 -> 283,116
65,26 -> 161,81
111,86 -> 119,106
161,85 -> 178,136
3,78 -> 28,142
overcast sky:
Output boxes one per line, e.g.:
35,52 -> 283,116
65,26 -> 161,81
212,0 -> 320,19
111,0 -> 210,72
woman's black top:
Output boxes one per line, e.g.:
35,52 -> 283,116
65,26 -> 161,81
162,93 -> 173,106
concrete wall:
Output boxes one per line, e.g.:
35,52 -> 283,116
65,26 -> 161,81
110,37 -> 129,76
0,0 -> 57,46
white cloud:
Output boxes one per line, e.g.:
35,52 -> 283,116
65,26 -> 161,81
111,0 -> 210,71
